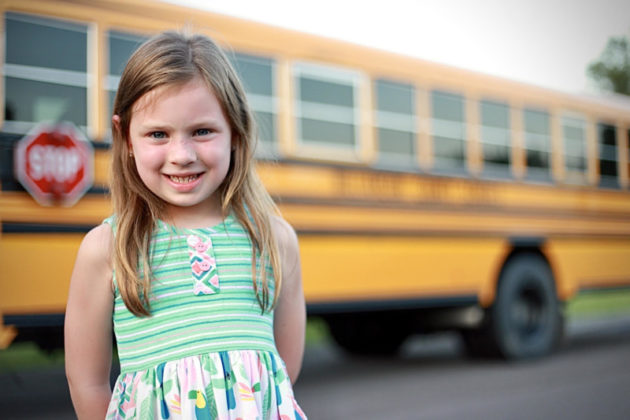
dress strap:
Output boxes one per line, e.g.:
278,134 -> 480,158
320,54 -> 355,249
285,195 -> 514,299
102,215 -> 117,234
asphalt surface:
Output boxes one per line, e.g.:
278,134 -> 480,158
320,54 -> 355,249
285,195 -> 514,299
295,316 -> 630,419
1,315 -> 629,419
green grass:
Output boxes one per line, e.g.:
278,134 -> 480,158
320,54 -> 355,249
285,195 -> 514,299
0,320 -> 331,372
0,341 -> 64,372
2,291 -> 628,371
305,316 -> 331,346
566,289 -> 630,319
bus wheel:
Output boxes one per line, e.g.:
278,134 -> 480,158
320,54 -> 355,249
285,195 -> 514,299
325,312 -> 410,356
461,253 -> 563,360
489,253 -> 562,359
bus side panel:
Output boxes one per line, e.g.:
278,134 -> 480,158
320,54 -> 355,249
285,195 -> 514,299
546,238 -> 630,297
0,233 -> 83,314
298,235 -> 508,305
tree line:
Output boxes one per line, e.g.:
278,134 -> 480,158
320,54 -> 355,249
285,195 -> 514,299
588,35 -> 630,96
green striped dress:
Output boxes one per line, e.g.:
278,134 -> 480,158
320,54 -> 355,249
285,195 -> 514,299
103,214 -> 306,420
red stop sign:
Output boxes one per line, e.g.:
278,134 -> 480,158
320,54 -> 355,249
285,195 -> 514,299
14,122 -> 94,207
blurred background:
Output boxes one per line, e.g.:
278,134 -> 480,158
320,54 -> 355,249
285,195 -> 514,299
1,0 -> 630,418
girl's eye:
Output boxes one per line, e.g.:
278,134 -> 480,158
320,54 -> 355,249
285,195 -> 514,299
194,128 -> 212,136
149,131 -> 167,139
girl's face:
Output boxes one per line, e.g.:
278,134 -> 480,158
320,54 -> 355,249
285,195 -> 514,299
127,76 -> 232,223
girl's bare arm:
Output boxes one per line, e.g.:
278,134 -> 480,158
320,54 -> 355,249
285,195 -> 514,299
272,217 -> 306,384
65,223 -> 115,418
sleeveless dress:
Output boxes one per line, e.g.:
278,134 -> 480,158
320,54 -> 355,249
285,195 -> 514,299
104,215 -> 306,420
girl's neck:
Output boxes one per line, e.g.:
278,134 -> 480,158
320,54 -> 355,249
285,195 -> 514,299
164,201 -> 226,229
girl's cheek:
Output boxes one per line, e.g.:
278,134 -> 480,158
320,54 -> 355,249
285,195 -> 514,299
137,147 -> 166,162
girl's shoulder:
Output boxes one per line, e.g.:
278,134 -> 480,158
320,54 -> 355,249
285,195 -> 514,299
69,222 -> 114,297
270,215 -> 300,275
78,222 -> 114,267
89,221 -> 114,241
270,215 -> 298,251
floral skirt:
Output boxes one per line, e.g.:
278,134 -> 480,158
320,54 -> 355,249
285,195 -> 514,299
106,350 -> 307,420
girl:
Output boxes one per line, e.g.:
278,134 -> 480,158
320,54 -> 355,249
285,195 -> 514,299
64,31 -> 307,419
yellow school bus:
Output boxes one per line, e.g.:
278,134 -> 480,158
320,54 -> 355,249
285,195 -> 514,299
1,0 -> 629,359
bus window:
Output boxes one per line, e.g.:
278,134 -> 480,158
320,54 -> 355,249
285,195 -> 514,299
375,79 -> 416,169
562,115 -> 587,185
106,30 -> 149,140
431,90 -> 466,173
231,53 -> 277,157
294,63 -> 361,152
523,108 -> 552,182
4,12 -> 87,134
598,123 -> 619,189
480,100 -> 511,179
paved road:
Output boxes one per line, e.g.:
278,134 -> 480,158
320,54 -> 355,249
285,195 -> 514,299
1,316 -> 629,419
295,316 -> 630,420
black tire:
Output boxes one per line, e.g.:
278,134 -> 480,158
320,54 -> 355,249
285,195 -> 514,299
461,253 -> 563,360
325,312 -> 410,356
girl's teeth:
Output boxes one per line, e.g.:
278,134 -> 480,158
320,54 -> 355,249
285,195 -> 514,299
170,175 -> 198,183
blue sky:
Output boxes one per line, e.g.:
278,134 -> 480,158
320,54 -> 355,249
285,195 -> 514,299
164,0 -> 630,95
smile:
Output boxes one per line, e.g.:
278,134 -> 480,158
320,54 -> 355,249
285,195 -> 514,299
168,174 -> 201,184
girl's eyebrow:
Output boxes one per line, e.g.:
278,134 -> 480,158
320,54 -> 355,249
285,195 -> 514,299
186,119 -> 226,131
188,117 -> 222,126
136,119 -> 223,132
138,121 -> 172,131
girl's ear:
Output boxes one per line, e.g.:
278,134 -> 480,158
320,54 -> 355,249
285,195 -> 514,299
112,114 -> 133,155
112,114 -> 122,132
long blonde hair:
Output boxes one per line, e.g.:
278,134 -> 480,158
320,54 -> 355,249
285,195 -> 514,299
110,31 -> 281,316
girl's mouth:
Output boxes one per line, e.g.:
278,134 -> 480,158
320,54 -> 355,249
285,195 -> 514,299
168,174 -> 200,184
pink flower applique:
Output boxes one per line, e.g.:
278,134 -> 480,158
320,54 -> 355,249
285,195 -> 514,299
187,234 -> 219,295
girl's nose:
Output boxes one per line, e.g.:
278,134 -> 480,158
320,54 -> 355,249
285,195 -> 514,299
169,137 -> 197,165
